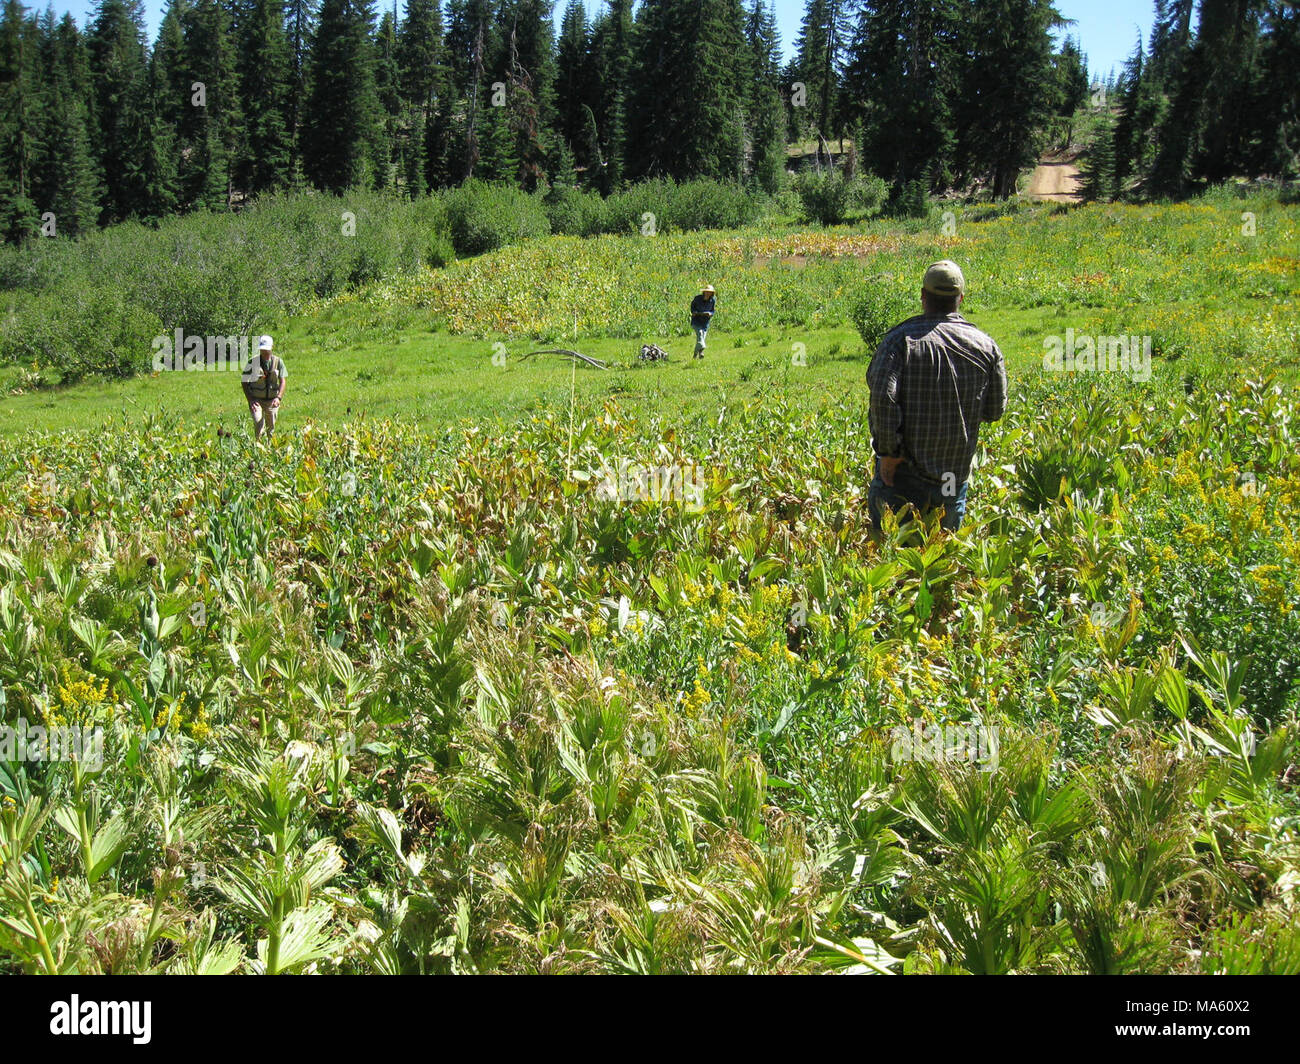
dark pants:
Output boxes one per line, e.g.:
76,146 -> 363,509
868,460 -> 967,531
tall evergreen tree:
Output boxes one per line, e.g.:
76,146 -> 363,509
588,0 -> 631,190
30,11 -> 103,234
373,8 -> 401,188
1147,0 -> 1195,89
397,0 -> 445,191
498,0 -> 555,187
742,0 -> 784,191
443,0 -> 500,181
1194,0 -> 1266,184
554,0 -> 590,163
152,0 -> 189,133
88,0 -> 169,220
626,0 -> 749,181
238,0 -> 292,194
302,0 -> 383,191
1111,36 -> 1161,198
1251,0 -> 1300,177
284,0 -> 316,183
791,0 -> 848,155
180,0 -> 243,209
1053,36 -> 1090,147
954,0 -> 1062,199
1083,107 -> 1116,201
843,0 -> 960,194
0,0 -> 39,238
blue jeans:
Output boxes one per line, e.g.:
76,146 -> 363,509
693,325 -> 708,355
868,461 -> 967,531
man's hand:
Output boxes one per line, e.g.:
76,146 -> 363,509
879,455 -> 904,487
272,397 -> 281,409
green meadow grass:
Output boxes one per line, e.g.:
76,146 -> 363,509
2,189 -> 1296,441
0,308 -> 1073,439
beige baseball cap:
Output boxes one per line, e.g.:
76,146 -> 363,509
922,260 -> 965,297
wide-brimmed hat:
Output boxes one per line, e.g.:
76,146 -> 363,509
701,284 -> 716,294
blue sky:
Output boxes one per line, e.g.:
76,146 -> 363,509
53,0 -> 1154,83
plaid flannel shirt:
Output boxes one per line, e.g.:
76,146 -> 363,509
867,312 -> 1006,484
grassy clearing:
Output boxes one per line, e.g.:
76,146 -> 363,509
5,189 -> 1297,437
0,310 -> 1071,438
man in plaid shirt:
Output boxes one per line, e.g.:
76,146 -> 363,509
867,261 -> 1006,531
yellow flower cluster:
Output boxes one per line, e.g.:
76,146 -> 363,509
155,699 -> 211,741
1249,566 -> 1292,613
682,680 -> 711,717
1178,518 -> 1216,549
47,668 -> 110,727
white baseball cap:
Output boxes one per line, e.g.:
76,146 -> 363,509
258,335 -> 274,351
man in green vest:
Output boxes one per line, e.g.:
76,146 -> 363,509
241,334 -> 287,440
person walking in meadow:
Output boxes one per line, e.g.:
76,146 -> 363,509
866,261 -> 1006,531
241,335 -> 288,440
691,284 -> 716,358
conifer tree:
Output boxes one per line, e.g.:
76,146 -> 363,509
588,0 -> 631,191
238,0 -> 292,194
31,12 -> 103,234
397,0 -> 445,190
302,0 -> 383,191
843,0 -> 959,195
554,0 -> 589,165
88,0 -> 161,220
626,0 -> 749,181
284,0 -> 316,181
954,0 -> 1059,199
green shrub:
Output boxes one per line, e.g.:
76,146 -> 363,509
794,169 -> 887,225
544,186 -> 608,236
889,178 -> 932,219
603,179 -> 670,235
664,179 -> 761,231
0,189 -> 452,381
849,282 -> 917,352
2,285 -> 163,383
444,180 -> 550,255
425,230 -> 456,268
602,178 -> 761,235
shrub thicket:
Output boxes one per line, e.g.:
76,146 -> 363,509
2,178 -> 776,384
0,191 -> 449,383
443,181 -> 550,255
794,170 -> 888,225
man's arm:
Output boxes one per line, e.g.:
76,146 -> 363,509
981,345 -> 1006,423
274,362 -> 287,406
867,335 -> 906,485
867,335 -> 905,457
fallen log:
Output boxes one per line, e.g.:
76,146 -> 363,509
519,348 -> 608,370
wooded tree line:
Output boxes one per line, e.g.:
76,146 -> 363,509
1087,0 -> 1299,200
0,0 -> 1293,242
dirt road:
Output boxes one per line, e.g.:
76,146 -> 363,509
1026,160 -> 1083,202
